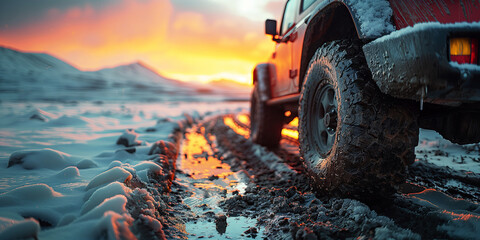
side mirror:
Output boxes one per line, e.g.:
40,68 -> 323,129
265,19 -> 280,43
265,19 -> 277,36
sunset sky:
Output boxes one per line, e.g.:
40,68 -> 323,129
0,0 -> 285,85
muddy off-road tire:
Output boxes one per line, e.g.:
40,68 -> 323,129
299,40 -> 418,199
250,85 -> 284,148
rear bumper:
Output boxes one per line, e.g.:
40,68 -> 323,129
363,22 -> 480,105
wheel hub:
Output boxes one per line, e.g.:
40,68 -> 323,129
309,83 -> 338,157
324,110 -> 337,129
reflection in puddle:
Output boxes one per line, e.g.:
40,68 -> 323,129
180,127 -> 232,179
282,117 -> 299,140
224,116 -> 249,138
186,216 -> 262,239
224,114 -> 300,142
281,128 -> 299,140
237,114 -> 250,125
179,124 -> 263,239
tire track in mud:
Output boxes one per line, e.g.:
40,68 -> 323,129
176,113 -> 480,239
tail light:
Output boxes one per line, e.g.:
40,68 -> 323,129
450,38 -> 478,64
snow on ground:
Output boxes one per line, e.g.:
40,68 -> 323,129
1,100 -> 479,239
0,101 -> 248,239
416,129 -> 480,173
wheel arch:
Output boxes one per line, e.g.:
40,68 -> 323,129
299,2 -> 361,89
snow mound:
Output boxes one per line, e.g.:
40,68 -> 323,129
55,166 -> 80,179
46,115 -> 93,127
8,148 -> 73,170
40,211 -> 135,239
108,160 -> 123,169
0,217 -> 40,240
82,182 -> 132,215
0,184 -> 62,206
133,161 -> 163,182
85,167 -> 132,191
76,159 -> 98,169
116,129 -> 140,147
76,195 -> 129,222
0,212 -> 23,221
57,214 -> 76,227
29,108 -> 58,122
347,0 -> 395,38
93,211 -> 135,239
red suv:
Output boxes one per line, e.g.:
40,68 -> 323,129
250,0 -> 480,198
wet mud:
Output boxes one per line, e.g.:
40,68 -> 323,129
170,113 -> 480,239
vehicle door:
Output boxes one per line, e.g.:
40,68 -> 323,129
291,0 -> 318,90
271,0 -> 299,98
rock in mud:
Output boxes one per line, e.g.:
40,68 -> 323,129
215,214 -> 227,234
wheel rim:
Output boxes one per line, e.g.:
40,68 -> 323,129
310,83 -> 337,157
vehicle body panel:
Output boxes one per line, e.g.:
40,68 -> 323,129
363,22 -> 480,104
390,0 -> 480,29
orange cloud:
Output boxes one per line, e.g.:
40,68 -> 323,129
0,0 -> 281,85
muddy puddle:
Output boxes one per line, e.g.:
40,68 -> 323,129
177,123 -> 264,239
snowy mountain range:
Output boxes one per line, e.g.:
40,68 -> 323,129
0,46 -> 251,102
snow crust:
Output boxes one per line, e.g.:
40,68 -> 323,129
347,0 -> 395,38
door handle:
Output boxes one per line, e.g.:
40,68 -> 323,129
289,69 -> 298,78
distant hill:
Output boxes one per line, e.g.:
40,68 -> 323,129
0,47 -> 78,72
0,46 -> 250,102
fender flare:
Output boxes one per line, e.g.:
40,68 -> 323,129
253,63 -> 275,102
299,0 -> 394,87
306,0 -> 395,39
